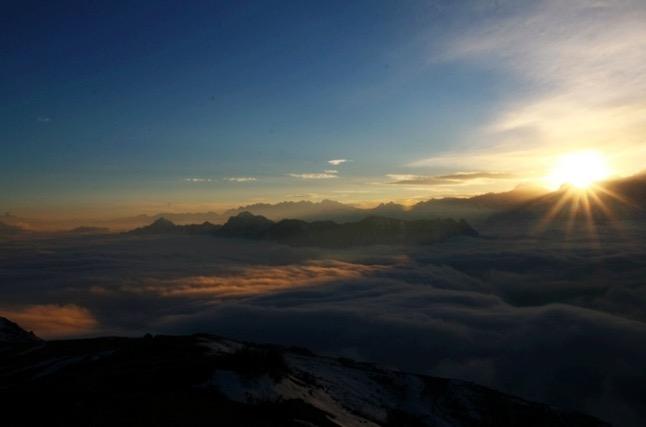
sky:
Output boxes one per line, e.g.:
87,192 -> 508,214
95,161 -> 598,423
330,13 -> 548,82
2,0 -> 646,218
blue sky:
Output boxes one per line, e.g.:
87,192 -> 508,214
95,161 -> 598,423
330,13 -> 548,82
2,0 -> 645,217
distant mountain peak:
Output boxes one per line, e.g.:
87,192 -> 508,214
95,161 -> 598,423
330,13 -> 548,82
234,211 -> 262,219
151,217 -> 176,227
318,199 -> 346,206
218,212 -> 274,237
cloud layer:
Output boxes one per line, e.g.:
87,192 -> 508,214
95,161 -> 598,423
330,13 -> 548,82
1,224 -> 646,426
0,304 -> 98,338
92,261 -> 381,299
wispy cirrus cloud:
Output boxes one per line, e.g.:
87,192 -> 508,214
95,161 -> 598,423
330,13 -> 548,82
388,171 -> 515,185
184,177 -> 257,183
185,177 -> 213,183
226,177 -> 257,183
289,173 -> 338,180
328,159 -> 349,166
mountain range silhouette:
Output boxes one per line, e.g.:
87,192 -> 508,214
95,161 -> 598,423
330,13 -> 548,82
129,212 -> 478,247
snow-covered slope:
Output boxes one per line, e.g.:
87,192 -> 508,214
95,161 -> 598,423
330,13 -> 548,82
203,337 -> 607,427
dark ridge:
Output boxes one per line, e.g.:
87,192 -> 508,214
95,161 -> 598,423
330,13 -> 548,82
0,317 -> 42,344
487,172 -> 646,227
215,212 -> 478,247
67,226 -> 111,234
0,323 -> 608,427
0,221 -> 23,236
128,218 -> 221,235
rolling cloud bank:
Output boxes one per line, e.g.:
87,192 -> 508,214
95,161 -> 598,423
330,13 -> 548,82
1,220 -> 646,426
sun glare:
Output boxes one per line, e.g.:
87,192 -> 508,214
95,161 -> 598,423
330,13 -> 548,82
547,151 -> 610,190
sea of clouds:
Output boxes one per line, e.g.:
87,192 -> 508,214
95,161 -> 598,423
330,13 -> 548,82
1,225 -> 645,426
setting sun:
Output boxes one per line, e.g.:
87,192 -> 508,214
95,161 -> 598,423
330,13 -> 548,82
547,151 -> 611,190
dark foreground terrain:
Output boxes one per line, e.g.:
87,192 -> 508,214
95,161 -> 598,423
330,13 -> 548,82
0,318 -> 607,427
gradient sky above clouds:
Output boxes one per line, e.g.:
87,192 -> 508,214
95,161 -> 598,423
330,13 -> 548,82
2,0 -> 645,217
